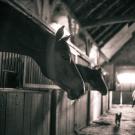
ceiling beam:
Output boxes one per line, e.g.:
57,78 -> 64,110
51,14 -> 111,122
84,0 -> 107,19
100,23 -> 135,65
81,16 -> 135,29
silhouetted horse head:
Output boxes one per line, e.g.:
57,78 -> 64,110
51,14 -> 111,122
76,64 -> 108,95
0,1 -> 85,100
50,37 -> 85,99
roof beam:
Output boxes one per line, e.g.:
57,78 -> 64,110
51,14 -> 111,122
99,23 -> 135,65
81,16 -> 135,29
85,0 -> 107,19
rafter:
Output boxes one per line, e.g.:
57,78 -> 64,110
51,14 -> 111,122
89,1 -> 126,35
84,0 -> 107,19
100,23 -> 135,64
95,5 -> 135,44
74,0 -> 88,13
95,0 -> 120,19
81,15 -> 135,29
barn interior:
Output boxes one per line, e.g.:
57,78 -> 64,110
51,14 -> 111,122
0,0 -> 135,135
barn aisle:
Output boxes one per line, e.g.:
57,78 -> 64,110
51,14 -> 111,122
80,105 -> 135,135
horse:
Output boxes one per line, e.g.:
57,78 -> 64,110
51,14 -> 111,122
76,64 -> 108,95
0,1 -> 85,100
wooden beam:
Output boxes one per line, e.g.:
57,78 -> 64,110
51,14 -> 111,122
74,0 -> 87,12
85,0 -> 107,19
92,0 -> 120,19
88,1 -> 127,35
94,5 -> 135,47
81,16 -> 135,29
100,23 -> 135,64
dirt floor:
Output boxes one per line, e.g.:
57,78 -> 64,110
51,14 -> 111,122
80,105 -> 135,135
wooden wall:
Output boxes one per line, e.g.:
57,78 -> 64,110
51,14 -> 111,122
103,64 -> 115,91
50,90 -> 89,135
24,56 -> 54,85
112,91 -> 132,105
0,89 -> 90,135
112,91 -> 121,104
90,91 -> 102,121
0,89 -> 51,135
0,52 -> 24,88
102,93 -> 109,114
0,89 -> 110,135
0,52 -> 54,88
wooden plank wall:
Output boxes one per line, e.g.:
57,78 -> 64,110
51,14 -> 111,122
122,91 -> 132,104
0,52 -> 24,88
112,91 -> 132,105
112,91 -> 121,104
102,94 -> 109,114
24,56 -> 53,85
0,92 -> 7,135
0,52 -> 53,88
104,64 -> 115,90
51,90 -> 89,135
0,89 -> 51,135
90,91 -> 102,122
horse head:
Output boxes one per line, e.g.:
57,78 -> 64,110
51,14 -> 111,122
47,28 -> 85,100
90,66 -> 108,95
76,64 -> 108,95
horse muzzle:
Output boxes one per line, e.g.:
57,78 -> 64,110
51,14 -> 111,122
67,85 -> 85,100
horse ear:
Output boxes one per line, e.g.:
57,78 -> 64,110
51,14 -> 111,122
56,25 -> 65,41
61,35 -> 71,41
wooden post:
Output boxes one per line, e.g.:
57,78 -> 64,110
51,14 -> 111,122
120,91 -> 123,105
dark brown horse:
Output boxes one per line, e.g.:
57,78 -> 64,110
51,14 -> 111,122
76,64 -> 108,95
0,1 -> 85,100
